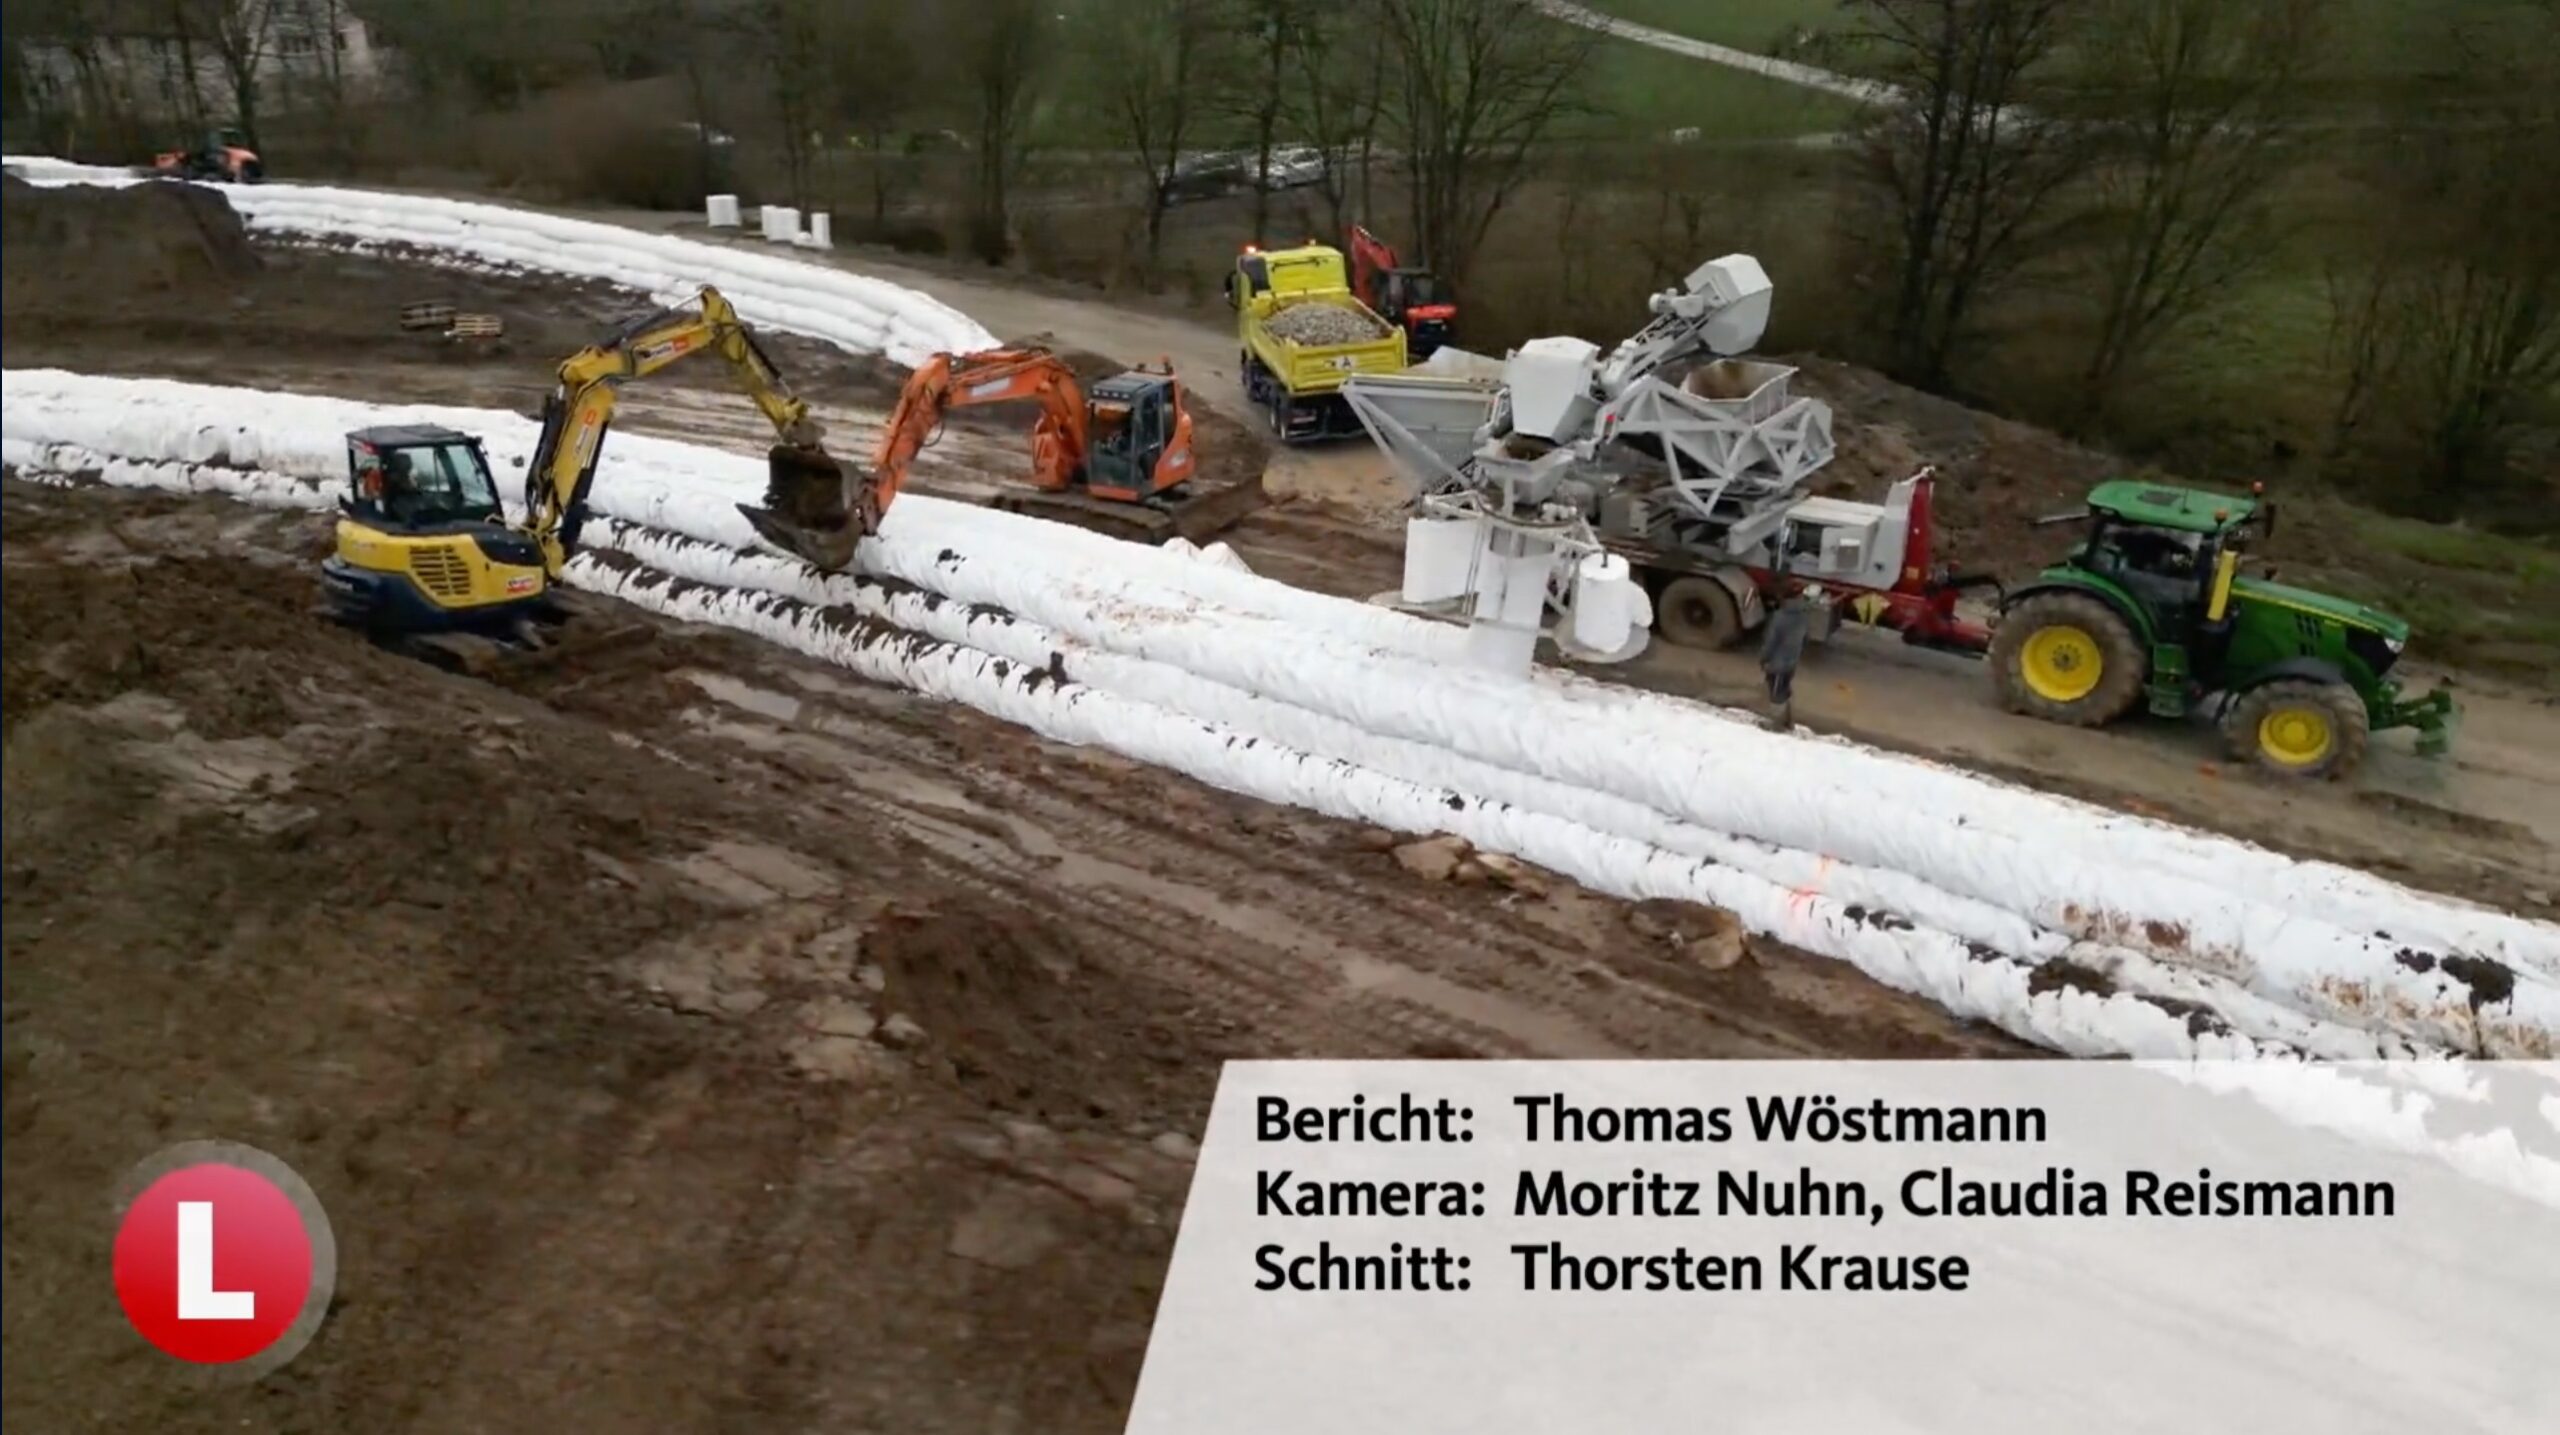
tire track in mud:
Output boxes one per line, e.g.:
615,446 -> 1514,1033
668,673 -> 1534,1062
676,665 -> 1996,1061
901,722 -> 1902,1057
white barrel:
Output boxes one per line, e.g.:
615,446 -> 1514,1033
706,194 -> 742,228
1569,552 -> 1637,654
1400,515 -> 1483,603
804,212 -> 833,249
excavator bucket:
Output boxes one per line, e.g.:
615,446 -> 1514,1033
738,444 -> 868,572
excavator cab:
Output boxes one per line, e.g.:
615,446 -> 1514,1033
323,425 -> 550,634
1083,372 -> 1194,501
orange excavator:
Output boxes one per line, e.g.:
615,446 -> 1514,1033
745,345 -> 1263,556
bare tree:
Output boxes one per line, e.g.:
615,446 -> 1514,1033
1842,0 -> 2086,389
734,0 -> 829,208
289,0 -> 366,168
826,0 -> 918,225
2069,0 -> 2327,421
192,0 -> 275,143
1083,0 -> 1226,267
2324,3 -> 2560,518
1221,0 -> 1335,242
1279,4 -> 1384,242
1372,0 -> 1594,291
4,0 -> 134,152
949,0 -> 1050,264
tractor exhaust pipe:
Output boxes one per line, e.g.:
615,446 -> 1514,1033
736,444 -> 877,572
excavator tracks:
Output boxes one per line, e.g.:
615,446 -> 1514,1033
982,474 -> 1269,547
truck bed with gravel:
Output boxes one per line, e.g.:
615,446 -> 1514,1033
1229,242 -> 1409,442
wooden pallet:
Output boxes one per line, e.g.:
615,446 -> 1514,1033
399,300 -> 456,331
446,313 -> 505,341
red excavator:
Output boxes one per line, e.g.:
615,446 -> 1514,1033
1346,224 -> 1457,360
745,346 -> 1260,556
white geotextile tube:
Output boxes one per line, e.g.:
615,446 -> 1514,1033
600,516 -> 2453,1064
846,514 -> 2560,1049
567,554 -> 2247,1064
4,161 -> 995,368
5,368 -> 2560,1064
5,168 -> 2533,981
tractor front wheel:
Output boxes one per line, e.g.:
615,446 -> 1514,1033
2223,679 -> 2369,780
1990,592 -> 2146,726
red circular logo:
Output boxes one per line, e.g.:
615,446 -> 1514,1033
112,1156 -> 323,1366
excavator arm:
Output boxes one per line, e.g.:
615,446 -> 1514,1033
521,284 -> 847,573
861,347 -> 1096,518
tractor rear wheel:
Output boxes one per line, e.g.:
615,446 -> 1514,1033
1655,575 -> 1745,650
2222,679 -> 2368,780
1990,591 -> 2146,726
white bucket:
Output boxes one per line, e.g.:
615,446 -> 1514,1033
706,194 -> 742,228
1401,515 -> 1484,604
802,212 -> 833,249
1569,552 -> 1637,654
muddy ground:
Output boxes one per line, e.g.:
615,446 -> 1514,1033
0,480 -> 2016,1431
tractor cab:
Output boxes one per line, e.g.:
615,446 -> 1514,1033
1084,371 -> 1194,501
343,426 -> 506,531
2073,480 -> 2264,638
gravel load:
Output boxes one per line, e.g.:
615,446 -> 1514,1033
1264,301 -> 1390,345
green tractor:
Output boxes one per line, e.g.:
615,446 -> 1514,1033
1989,480 -> 2455,779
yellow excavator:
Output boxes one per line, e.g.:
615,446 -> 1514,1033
321,285 -> 864,668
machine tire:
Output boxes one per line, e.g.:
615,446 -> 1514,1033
2222,679 -> 2368,780
1991,591 -> 2145,726
1655,575 -> 1745,650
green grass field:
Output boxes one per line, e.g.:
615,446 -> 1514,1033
1569,23 -> 1859,139
1583,0 -> 2532,82
1581,0 -> 1844,56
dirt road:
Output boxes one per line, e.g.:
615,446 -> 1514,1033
0,479 -> 2014,1432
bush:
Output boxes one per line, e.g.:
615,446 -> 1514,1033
470,80 -> 714,210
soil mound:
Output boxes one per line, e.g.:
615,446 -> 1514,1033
1,174 -> 261,296
866,903 -> 1225,1123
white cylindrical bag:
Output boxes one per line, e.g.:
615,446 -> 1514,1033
1400,515 -> 1484,604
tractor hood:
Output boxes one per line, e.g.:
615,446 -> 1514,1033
2231,575 -> 2408,642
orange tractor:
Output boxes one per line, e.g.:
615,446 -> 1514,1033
151,128 -> 263,183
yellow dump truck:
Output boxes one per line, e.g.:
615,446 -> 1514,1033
1229,242 -> 1409,442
